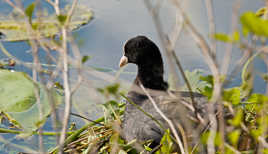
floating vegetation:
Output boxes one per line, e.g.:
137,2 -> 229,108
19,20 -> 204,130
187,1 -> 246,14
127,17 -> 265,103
0,69 -> 62,132
0,5 -> 93,42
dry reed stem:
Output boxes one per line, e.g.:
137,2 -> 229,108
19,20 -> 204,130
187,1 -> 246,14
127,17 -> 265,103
139,83 -> 186,154
204,0 -> 217,59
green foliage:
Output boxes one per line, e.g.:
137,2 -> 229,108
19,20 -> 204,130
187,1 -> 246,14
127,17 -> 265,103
251,124 -> 264,140
200,131 -> 222,147
261,73 -> 268,82
256,7 -> 267,17
228,129 -> 241,146
245,93 -> 268,113
263,148 -> 268,154
240,12 -> 268,37
199,75 -> 213,99
81,55 -> 91,64
213,33 -> 231,42
98,83 -> 122,100
57,14 -> 67,25
228,108 -> 243,127
213,31 -> 240,43
247,93 -> 268,105
25,3 -> 35,24
106,83 -> 120,95
244,93 -> 268,123
182,69 -> 210,92
0,5 -> 93,41
0,69 -> 62,131
223,87 -> 241,105
201,132 -> 209,145
102,100 -> 123,119
0,69 -> 36,112
156,129 -> 174,154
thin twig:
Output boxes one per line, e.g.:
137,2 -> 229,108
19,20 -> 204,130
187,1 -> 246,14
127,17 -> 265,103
144,0 -> 201,123
168,41 -> 204,124
58,24 -> 71,154
176,123 -> 189,154
224,143 -> 241,154
144,0 -> 181,89
221,0 -> 241,76
204,0 -> 217,59
170,0 -> 218,76
55,1 -> 76,153
171,1 -> 223,153
120,94 -> 165,130
4,0 -> 46,153
70,112 -> 104,126
139,83 -> 186,154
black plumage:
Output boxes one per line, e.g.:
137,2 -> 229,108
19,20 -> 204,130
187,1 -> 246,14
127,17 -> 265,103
119,36 -> 209,152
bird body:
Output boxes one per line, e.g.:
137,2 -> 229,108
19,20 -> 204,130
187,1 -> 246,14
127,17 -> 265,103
122,90 -> 208,149
119,36 -> 209,152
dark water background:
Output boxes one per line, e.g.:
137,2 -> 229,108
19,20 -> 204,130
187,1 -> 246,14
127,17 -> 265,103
0,0 -> 265,153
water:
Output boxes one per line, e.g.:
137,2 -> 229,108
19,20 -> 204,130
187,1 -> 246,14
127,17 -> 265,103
0,0 -> 265,153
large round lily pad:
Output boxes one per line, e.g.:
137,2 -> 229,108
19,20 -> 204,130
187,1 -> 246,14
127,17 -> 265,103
0,70 -> 36,112
0,69 -> 62,131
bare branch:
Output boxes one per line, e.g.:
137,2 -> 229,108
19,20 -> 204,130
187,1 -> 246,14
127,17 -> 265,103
139,83 -> 186,154
204,0 -> 217,59
144,0 -> 181,89
221,0 -> 241,75
170,0 -> 219,76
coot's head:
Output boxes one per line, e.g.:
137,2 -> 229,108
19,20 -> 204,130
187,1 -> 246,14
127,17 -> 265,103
119,36 -> 163,68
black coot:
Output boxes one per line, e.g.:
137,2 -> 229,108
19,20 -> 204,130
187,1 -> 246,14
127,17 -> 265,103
119,36 -> 208,152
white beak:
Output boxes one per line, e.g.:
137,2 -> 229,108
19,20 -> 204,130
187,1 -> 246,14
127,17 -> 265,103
119,55 -> 128,68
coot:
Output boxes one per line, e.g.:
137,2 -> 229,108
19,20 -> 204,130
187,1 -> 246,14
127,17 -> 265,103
119,36 -> 208,152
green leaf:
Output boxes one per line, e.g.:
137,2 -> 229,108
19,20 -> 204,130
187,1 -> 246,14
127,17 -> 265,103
228,129 -> 241,146
200,131 -> 222,147
202,86 -> 213,100
240,12 -> 268,37
251,125 -> 264,139
232,31 -> 240,42
213,31 -> 240,43
57,14 -> 67,25
223,87 -> 241,105
201,132 -> 209,145
245,93 -> 268,112
214,132 -> 222,147
156,129 -> 173,154
106,83 -> 120,95
200,75 -> 214,99
200,75 -> 214,86
256,7 -> 267,17
228,109 -> 243,127
81,55 -> 91,64
213,33 -> 232,42
247,93 -> 268,104
263,148 -> 268,154
144,145 -> 152,151
261,74 -> 268,82
25,3 -> 35,19
0,70 -> 36,112
0,69 -> 62,131
243,93 -> 267,123
181,69 -> 209,93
